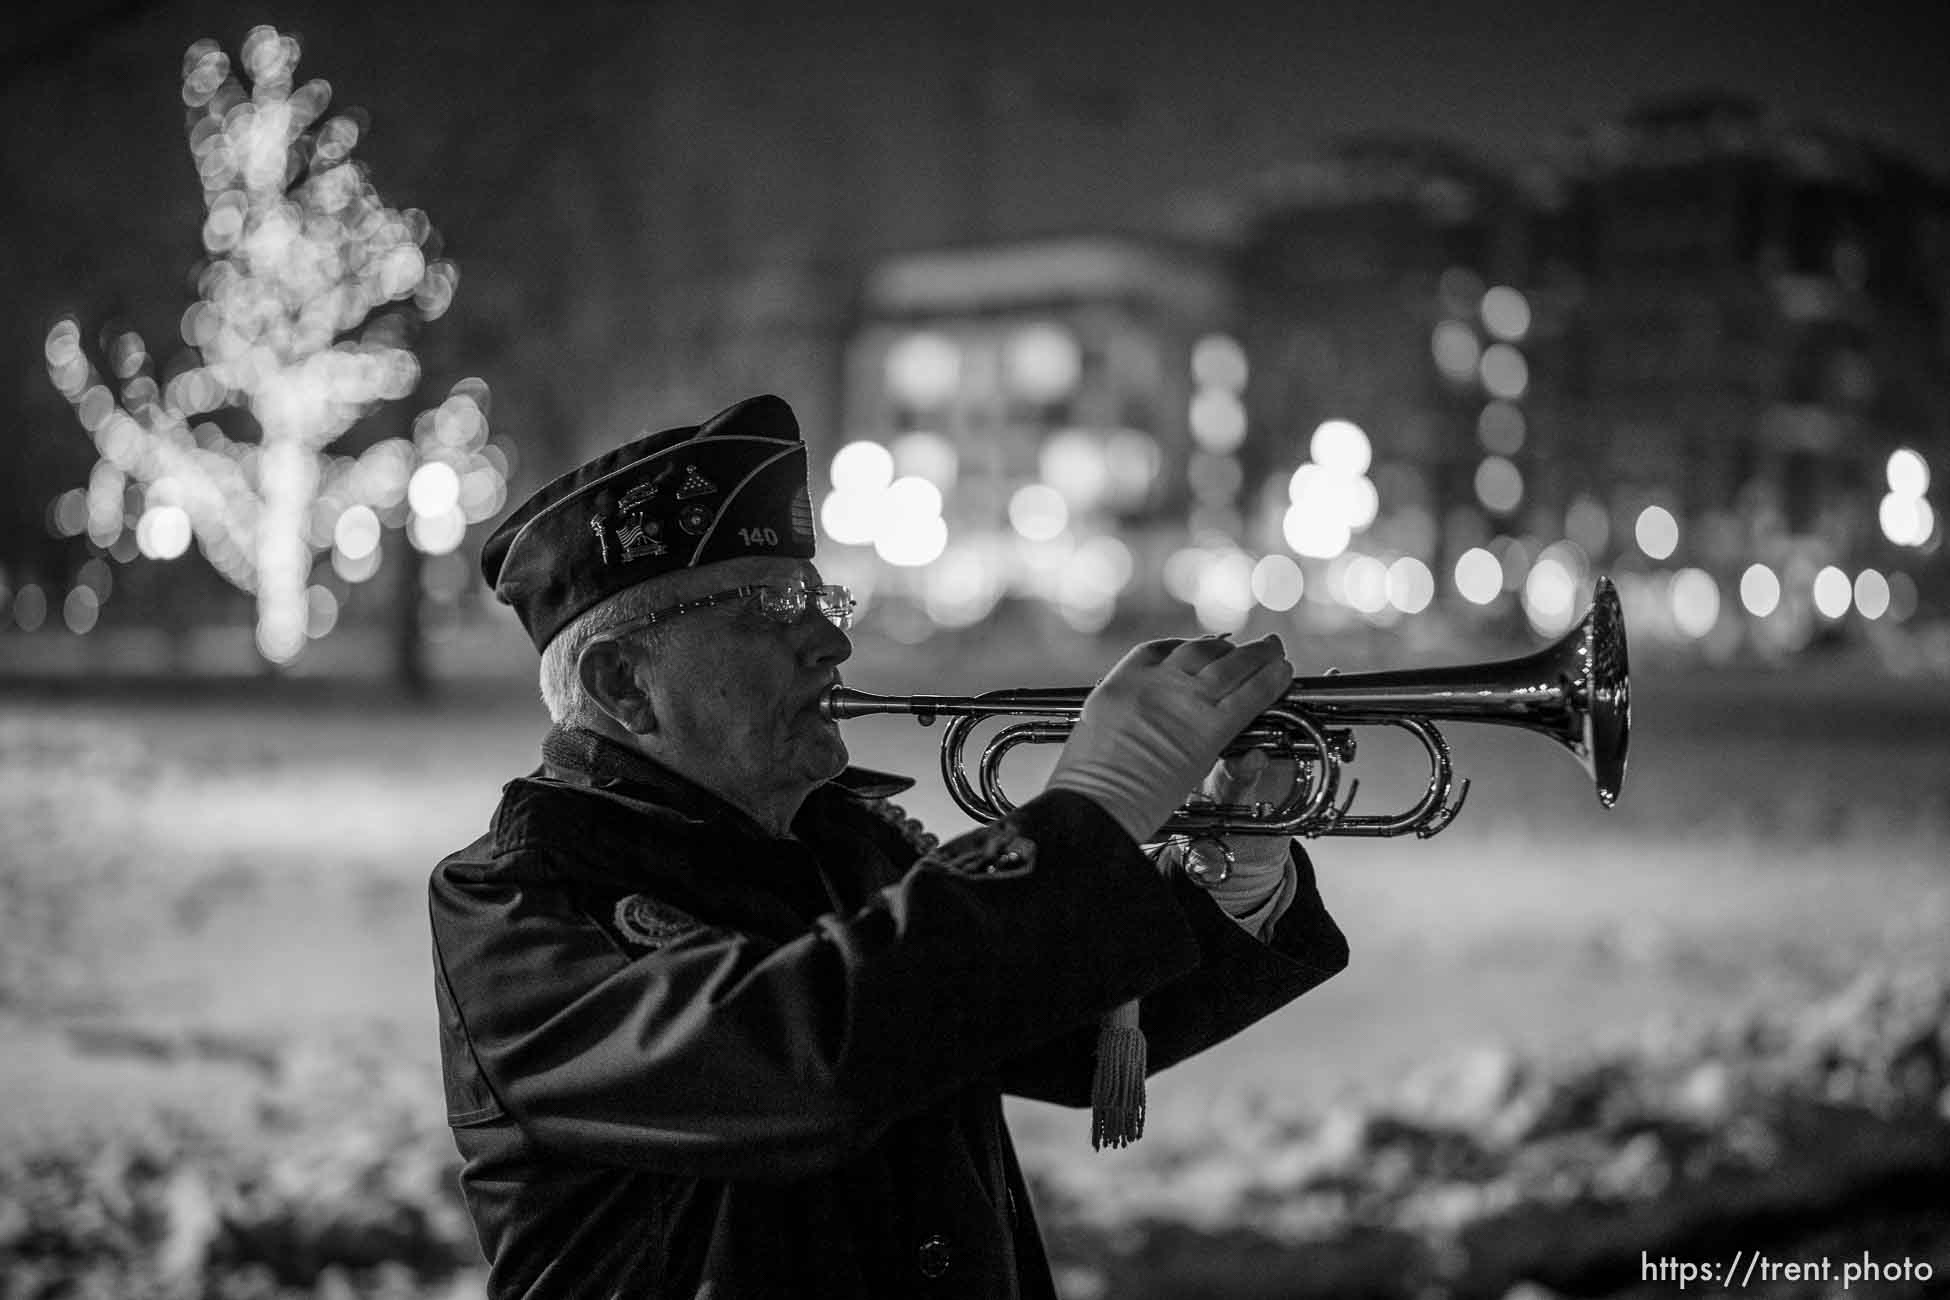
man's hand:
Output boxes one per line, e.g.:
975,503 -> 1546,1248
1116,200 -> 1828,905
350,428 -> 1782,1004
1046,633 -> 1294,843
1179,749 -> 1299,926
1198,747 -> 1298,827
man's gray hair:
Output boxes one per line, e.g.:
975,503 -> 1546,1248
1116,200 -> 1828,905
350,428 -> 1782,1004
537,582 -> 672,726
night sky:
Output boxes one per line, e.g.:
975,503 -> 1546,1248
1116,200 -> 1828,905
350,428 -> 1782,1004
7,0 -> 1947,172
1130,0 -> 1950,171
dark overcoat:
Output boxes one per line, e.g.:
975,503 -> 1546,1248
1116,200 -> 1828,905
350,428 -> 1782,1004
429,726 -> 1349,1298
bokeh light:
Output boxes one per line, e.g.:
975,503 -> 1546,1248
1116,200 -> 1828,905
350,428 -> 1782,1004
1479,344 -> 1529,400
1192,549 -> 1255,634
1480,286 -> 1532,341
12,585 -> 48,632
1739,563 -> 1781,618
1887,571 -> 1918,621
1041,431 -> 1111,510
885,476 -> 943,523
1059,536 -> 1135,631
1635,506 -> 1679,560
819,490 -> 879,547
1477,402 -> 1526,455
885,332 -> 960,408
874,516 -> 947,568
333,504 -> 381,561
135,505 -> 193,560
1670,568 -> 1721,639
1523,553 -> 1579,635
1191,334 -> 1249,392
1341,556 -> 1390,616
353,441 -> 415,507
332,541 -> 381,584
256,616 -> 304,665
1878,493 -> 1934,547
874,477 -> 948,567
1189,389 -> 1247,454
408,506 -> 466,556
1008,484 -> 1069,542
1886,448 -> 1930,496
1431,321 -> 1480,383
1812,565 -> 1852,619
1454,547 -> 1502,605
1309,420 -> 1372,476
830,440 -> 895,494
1854,569 -> 1891,620
1163,547 -> 1209,606
63,587 -> 101,635
305,584 -> 339,639
50,490 -> 89,538
1251,554 -> 1305,611
1386,557 -> 1435,614
1288,463 -> 1377,534
1283,505 -> 1351,561
1006,323 -> 1082,403
407,461 -> 461,518
1474,456 -> 1524,514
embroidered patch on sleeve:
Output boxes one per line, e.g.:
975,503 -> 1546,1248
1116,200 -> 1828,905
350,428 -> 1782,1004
915,819 -> 1037,880
612,894 -> 705,950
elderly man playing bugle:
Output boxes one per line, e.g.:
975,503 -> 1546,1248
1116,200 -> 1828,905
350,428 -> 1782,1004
429,395 -> 1349,1298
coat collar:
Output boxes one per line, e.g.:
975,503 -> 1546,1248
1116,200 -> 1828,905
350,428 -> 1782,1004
483,725 -> 912,935
538,724 -> 914,825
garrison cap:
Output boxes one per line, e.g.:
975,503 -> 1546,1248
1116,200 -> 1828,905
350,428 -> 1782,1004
481,394 -> 817,651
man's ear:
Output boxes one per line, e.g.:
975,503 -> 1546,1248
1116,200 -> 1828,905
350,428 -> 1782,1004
578,638 -> 659,735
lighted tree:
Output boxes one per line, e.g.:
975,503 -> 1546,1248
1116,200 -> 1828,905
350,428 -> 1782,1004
44,25 -> 506,665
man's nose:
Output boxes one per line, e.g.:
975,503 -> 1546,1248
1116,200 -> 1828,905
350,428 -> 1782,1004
801,607 -> 852,667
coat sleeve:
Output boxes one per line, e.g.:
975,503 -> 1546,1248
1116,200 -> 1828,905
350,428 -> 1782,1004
430,791 -> 1204,1183
995,841 -> 1348,1107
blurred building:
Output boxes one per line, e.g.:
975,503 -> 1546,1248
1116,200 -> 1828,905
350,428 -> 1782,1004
823,235 -> 1230,635
1535,95 -> 1950,650
1230,136 -> 1521,592
813,99 -> 1950,655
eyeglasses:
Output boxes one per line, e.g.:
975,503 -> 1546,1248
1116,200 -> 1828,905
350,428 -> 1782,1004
607,583 -> 856,638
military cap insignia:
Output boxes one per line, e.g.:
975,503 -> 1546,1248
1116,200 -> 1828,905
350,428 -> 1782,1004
674,464 -> 719,500
615,516 -> 665,561
612,894 -> 703,950
677,503 -> 715,535
619,479 -> 664,512
916,819 -> 1036,880
590,479 -> 671,566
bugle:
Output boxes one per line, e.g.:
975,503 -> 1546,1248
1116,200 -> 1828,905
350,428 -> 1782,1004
822,578 -> 1630,839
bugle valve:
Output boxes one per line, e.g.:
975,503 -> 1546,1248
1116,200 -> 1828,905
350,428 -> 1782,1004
823,578 -> 1631,839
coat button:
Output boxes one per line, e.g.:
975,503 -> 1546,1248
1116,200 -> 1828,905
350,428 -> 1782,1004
916,1233 -> 953,1279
